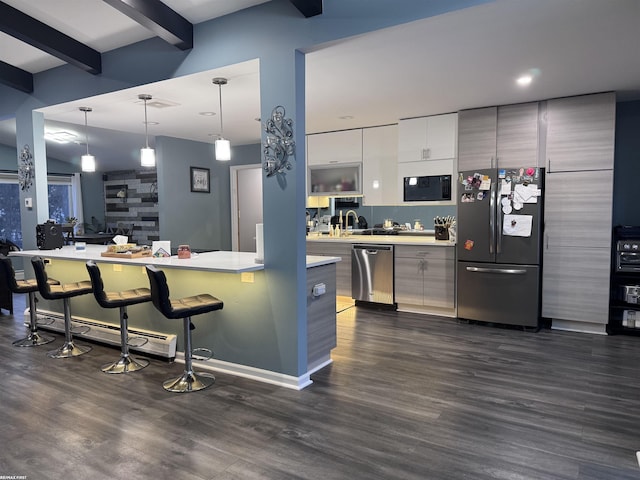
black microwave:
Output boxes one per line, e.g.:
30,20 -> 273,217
403,175 -> 451,202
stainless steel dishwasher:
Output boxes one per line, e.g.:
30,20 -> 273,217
352,244 -> 394,305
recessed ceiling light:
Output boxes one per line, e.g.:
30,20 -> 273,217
44,131 -> 77,144
199,111 -> 216,116
144,121 -> 160,126
339,115 -> 354,120
516,74 -> 533,87
516,68 -> 541,87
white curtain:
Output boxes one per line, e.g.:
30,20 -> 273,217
71,173 -> 84,233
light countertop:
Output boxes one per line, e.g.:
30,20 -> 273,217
12,245 -> 340,273
307,234 -> 455,247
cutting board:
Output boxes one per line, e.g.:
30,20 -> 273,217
100,250 -> 152,259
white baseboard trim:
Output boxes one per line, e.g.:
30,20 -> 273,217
176,352 -> 327,390
551,319 -> 608,335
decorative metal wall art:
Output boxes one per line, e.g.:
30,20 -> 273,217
262,106 -> 295,177
18,144 -> 34,191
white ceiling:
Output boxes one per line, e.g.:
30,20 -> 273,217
1,0 -> 640,171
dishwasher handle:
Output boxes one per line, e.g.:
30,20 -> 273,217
466,266 -> 527,275
353,245 -> 393,253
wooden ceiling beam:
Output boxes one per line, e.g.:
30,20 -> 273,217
0,59 -> 33,93
102,0 -> 193,50
289,0 -> 323,18
0,1 -> 101,75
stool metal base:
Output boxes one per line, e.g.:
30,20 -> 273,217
13,331 -> 55,347
48,341 -> 92,358
102,355 -> 150,374
163,371 -> 215,393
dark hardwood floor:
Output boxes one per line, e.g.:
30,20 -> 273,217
1,294 -> 640,479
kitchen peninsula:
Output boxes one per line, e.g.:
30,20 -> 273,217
11,245 -> 340,390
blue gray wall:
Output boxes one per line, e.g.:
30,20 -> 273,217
157,137 -> 260,251
613,100 -> 640,228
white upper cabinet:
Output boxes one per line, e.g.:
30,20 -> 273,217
398,113 -> 457,163
546,92 -> 615,172
307,129 -> 363,166
362,125 -> 398,206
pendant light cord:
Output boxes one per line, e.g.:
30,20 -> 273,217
218,83 -> 224,137
84,110 -> 90,155
144,98 -> 150,148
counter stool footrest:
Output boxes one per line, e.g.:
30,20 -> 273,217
37,316 -> 55,326
127,336 -> 149,348
192,347 -> 213,361
70,324 -> 91,335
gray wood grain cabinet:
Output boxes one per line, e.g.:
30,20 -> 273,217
546,92 -> 615,172
497,102 -> 540,168
541,92 -> 615,333
394,245 -> 455,310
457,107 -> 497,171
541,245 -> 611,333
306,242 -> 352,296
458,102 -> 540,171
544,170 -> 613,249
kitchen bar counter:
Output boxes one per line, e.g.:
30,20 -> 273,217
10,246 -> 339,390
11,245 -> 340,272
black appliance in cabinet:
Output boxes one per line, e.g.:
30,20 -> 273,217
609,226 -> 640,334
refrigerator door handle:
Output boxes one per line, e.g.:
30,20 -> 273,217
489,177 -> 496,254
466,266 -> 527,275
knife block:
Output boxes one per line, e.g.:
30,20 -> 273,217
435,225 -> 449,241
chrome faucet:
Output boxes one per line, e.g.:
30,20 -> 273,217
345,210 -> 359,234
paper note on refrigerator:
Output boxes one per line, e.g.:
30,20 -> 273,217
513,183 -> 540,204
500,179 -> 511,196
503,214 -> 533,237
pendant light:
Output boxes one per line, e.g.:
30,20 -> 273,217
79,107 -> 96,172
138,94 -> 156,167
212,77 -> 231,161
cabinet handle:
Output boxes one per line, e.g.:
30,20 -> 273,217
547,158 -> 551,172
426,148 -> 430,159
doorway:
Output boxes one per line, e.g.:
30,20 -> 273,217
230,165 -> 263,252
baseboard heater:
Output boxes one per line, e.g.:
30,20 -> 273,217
30,308 -> 177,358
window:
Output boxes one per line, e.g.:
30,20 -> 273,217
0,174 -> 21,247
0,173 -> 74,249
47,176 -> 73,224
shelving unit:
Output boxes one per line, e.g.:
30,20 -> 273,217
608,226 -> 640,335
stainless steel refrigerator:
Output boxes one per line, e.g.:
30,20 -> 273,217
456,167 -> 544,327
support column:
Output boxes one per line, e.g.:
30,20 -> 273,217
15,108 -> 48,250
260,49 -> 308,376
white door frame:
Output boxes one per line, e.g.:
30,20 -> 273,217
230,164 -> 262,251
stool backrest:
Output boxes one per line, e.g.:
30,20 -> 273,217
145,265 -> 172,318
31,256 -> 54,299
85,260 -> 108,308
0,254 -> 19,292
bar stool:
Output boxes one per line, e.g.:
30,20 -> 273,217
31,256 -> 94,358
145,265 -> 223,393
0,254 -> 57,347
86,260 -> 151,374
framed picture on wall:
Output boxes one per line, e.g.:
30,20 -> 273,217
190,167 -> 210,193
